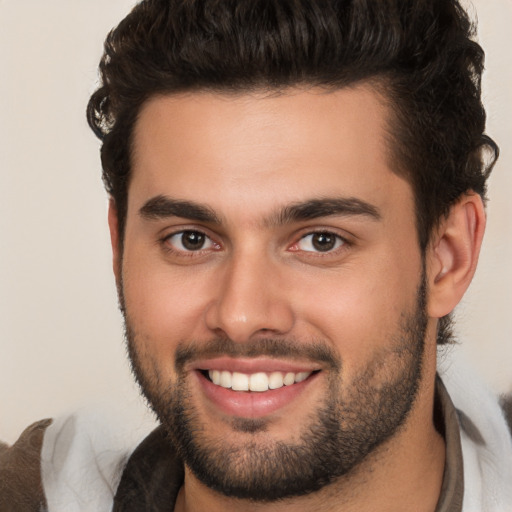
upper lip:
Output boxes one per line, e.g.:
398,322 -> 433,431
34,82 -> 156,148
190,356 -> 322,374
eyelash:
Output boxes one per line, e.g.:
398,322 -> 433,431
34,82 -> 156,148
160,230 -> 220,257
159,229 -> 351,258
290,231 -> 349,255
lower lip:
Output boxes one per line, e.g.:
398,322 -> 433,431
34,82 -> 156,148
195,371 -> 320,418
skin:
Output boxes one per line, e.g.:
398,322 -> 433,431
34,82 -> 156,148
109,85 -> 486,511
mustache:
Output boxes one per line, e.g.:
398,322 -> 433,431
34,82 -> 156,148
174,337 -> 341,373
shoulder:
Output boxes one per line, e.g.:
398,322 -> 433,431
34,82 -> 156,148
0,419 -> 52,512
0,407 -> 156,512
39,407 -> 156,510
500,393 -> 512,436
438,354 -> 512,508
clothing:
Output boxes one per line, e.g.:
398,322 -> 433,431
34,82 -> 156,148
1,359 -> 511,512
438,356 -> 512,511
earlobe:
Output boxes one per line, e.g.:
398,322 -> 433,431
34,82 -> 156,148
107,199 -> 121,284
427,193 -> 486,318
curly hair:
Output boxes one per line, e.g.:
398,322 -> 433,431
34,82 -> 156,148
87,0 -> 498,343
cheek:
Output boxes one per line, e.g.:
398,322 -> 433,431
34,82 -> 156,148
122,257 -> 215,354
292,250 -> 423,368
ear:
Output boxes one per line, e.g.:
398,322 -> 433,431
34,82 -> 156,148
107,198 -> 122,284
427,192 -> 486,318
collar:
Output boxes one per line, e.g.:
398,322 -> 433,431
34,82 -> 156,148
434,375 -> 464,512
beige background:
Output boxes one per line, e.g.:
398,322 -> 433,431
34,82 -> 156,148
0,0 -> 510,444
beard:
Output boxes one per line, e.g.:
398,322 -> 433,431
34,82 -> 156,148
123,276 -> 427,502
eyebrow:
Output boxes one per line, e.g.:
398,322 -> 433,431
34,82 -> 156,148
139,195 -> 381,225
268,197 -> 381,226
139,195 -> 221,224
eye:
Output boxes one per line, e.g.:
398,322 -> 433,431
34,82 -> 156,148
165,230 -> 216,252
295,232 -> 345,253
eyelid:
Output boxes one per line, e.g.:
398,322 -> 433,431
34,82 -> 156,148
168,231 -> 214,251
298,233 -> 344,252
158,225 -> 353,258
288,228 -> 352,255
160,227 -> 221,255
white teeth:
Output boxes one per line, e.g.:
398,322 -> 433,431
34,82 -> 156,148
220,370 -> 232,388
295,372 -> 310,383
249,372 -> 269,392
231,372 -> 249,391
210,370 -> 220,385
283,372 -> 295,386
268,372 -> 284,390
207,369 -> 313,392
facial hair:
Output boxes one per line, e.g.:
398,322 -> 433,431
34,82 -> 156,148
124,277 -> 427,502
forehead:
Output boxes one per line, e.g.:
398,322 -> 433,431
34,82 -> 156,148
129,86 -> 413,222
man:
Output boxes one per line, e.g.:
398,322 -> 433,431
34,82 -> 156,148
1,0 -> 511,511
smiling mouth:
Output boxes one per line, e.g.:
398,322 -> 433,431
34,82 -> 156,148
203,369 -> 318,392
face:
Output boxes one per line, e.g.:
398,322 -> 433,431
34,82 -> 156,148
116,86 -> 431,500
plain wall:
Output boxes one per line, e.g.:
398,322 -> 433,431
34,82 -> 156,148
0,0 -> 510,444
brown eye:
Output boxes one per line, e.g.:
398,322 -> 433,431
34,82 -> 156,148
166,230 -> 214,252
297,232 -> 344,253
312,233 -> 336,251
181,231 -> 206,250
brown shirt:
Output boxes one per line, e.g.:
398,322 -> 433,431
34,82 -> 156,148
0,419 -> 51,512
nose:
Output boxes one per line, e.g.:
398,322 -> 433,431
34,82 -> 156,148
204,251 -> 295,343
